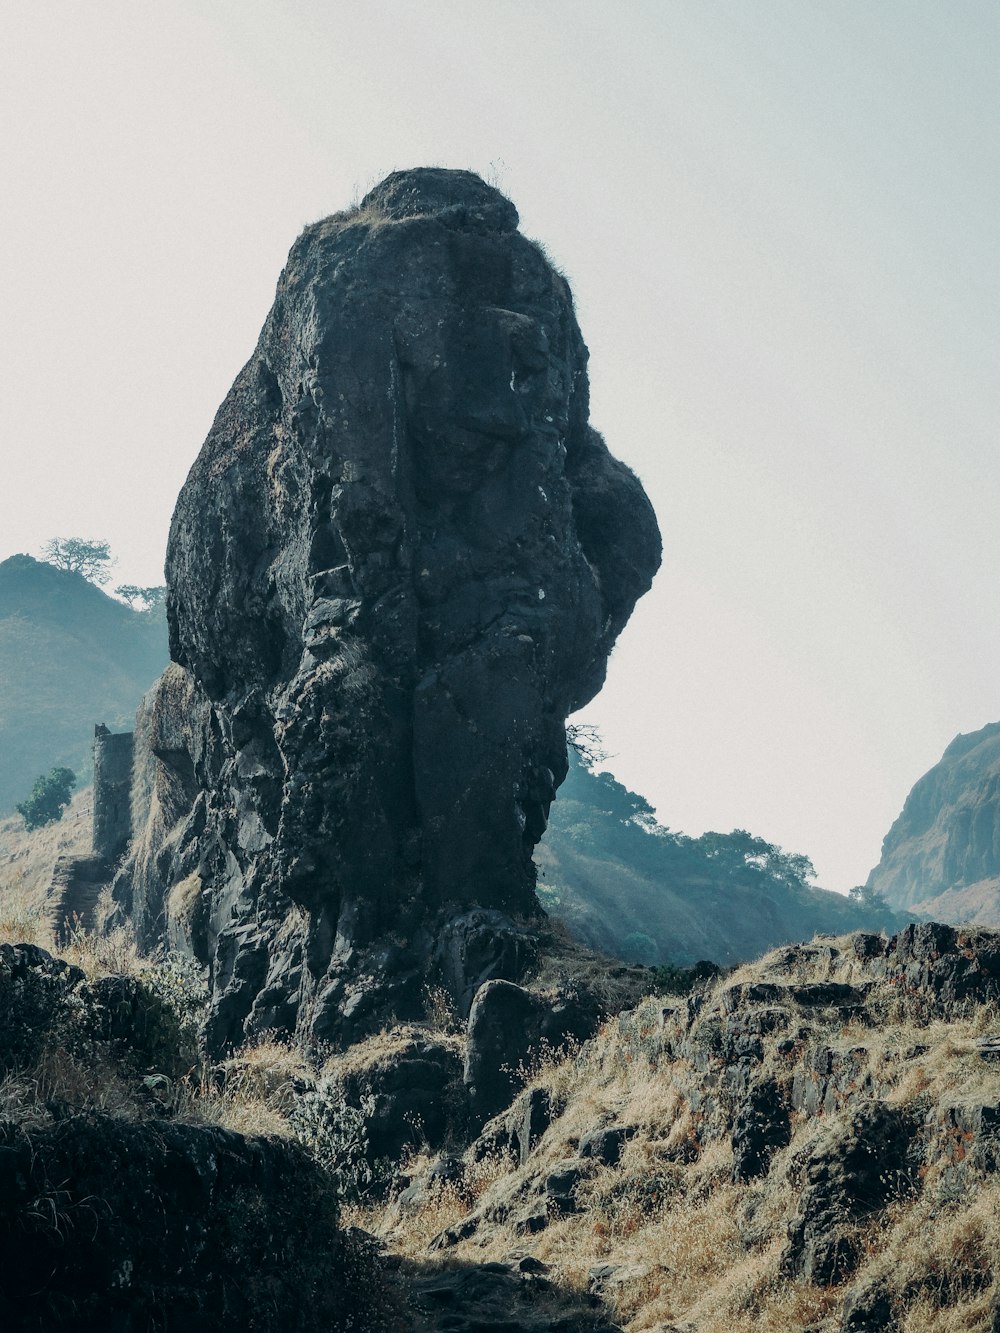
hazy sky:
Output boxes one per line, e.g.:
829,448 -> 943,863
2,1 -> 998,890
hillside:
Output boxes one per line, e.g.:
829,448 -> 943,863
538,750 -> 904,965
0,555 -> 167,812
5,888 -> 999,1330
356,920 -> 1000,1333
0,786 -> 91,936
866,722 -> 1000,922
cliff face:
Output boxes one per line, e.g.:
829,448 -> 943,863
866,722 -> 1000,919
120,169 -> 661,1049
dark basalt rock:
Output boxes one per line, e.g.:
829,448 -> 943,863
464,978 -> 603,1126
0,1113 -> 377,1333
0,942 -> 84,1074
465,980 -> 549,1126
332,1033 -> 465,1162
781,1101 -> 915,1284
116,167 -> 661,1050
731,1076 -> 790,1181
579,1124 -> 636,1167
839,1280 -> 898,1333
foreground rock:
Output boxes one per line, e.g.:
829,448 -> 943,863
0,1116 -> 378,1333
392,924 -> 1000,1332
115,166 -> 660,1051
0,941 -> 389,1332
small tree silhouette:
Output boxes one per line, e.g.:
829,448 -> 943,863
40,537 -> 114,585
16,767 -> 77,830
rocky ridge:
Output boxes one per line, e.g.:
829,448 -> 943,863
5,894 -> 1000,1328
365,921 -> 1000,1332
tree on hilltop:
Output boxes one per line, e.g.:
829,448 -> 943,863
40,537 -> 115,585
115,584 -> 167,612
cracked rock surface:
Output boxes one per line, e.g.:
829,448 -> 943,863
117,167 -> 660,1050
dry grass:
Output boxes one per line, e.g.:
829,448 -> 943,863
5,807 -> 1000,1330
321,1023 -> 465,1085
190,1036 -> 316,1138
0,787 -> 92,944
357,932 -> 1000,1332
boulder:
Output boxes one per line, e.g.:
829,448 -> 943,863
730,1077 -> 790,1181
0,942 -> 83,1074
782,1102 -> 915,1284
464,978 -> 602,1125
465,980 -> 547,1124
0,1113 -> 378,1332
579,1124 -> 637,1167
331,1030 -> 465,1162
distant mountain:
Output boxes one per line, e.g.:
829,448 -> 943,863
538,750 -> 904,966
866,722 -> 1000,924
0,555 -> 168,812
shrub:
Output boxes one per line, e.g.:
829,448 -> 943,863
290,1084 -> 392,1201
16,767 -> 76,830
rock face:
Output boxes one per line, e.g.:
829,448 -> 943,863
867,722 -> 1000,919
118,168 -> 660,1049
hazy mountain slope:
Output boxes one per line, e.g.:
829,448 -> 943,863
538,751 -> 903,966
865,721 -> 1000,921
0,555 -> 167,811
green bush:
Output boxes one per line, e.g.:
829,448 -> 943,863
16,766 -> 76,830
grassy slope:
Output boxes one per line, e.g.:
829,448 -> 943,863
0,555 -> 167,812
0,786 -> 92,937
355,934 -> 1000,1333
539,752 -> 904,966
5,797 -> 1000,1330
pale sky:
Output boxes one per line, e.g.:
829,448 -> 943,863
2,1 -> 997,890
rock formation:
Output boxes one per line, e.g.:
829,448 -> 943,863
0,942 -> 384,1332
866,721 -> 1000,921
117,168 -> 661,1050
417,922 -> 1000,1330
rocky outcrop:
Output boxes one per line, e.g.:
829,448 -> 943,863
780,1101 -> 915,1284
867,722 -> 1000,919
116,167 -> 660,1050
0,942 -> 385,1333
408,924 -> 1000,1331
465,978 -> 603,1126
0,1115 -> 376,1333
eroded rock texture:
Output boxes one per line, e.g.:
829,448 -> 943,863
866,721 -> 1000,920
119,168 -> 660,1049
